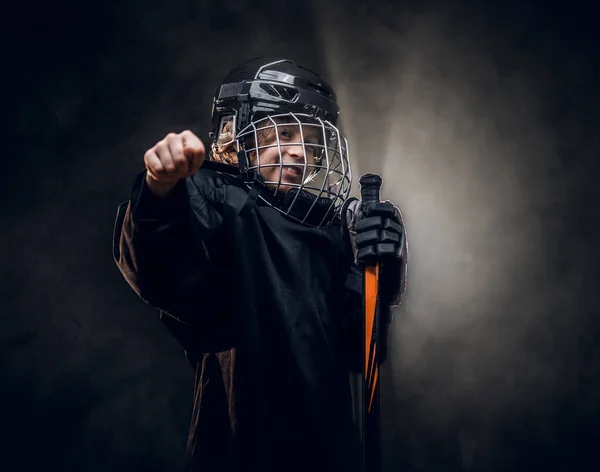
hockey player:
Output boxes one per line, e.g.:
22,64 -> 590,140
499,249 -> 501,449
112,57 -> 407,472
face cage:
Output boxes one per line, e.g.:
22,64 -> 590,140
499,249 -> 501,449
235,112 -> 352,228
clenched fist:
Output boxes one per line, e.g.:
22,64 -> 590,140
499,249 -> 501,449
144,130 -> 206,197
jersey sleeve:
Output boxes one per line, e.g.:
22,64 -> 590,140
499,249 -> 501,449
113,171 -> 225,329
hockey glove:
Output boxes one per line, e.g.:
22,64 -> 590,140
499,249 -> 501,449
343,197 -> 408,307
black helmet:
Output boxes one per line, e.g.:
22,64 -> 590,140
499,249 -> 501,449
210,57 -> 340,139
208,57 -> 352,228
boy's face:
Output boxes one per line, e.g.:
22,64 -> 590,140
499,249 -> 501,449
250,121 -> 321,194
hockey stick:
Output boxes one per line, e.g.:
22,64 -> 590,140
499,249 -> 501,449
359,173 -> 383,472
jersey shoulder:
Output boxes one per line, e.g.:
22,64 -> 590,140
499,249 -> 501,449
187,167 -> 246,204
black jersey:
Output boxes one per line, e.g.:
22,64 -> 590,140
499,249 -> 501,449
113,169 -> 364,472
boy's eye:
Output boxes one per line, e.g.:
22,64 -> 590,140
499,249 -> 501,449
280,129 -> 293,139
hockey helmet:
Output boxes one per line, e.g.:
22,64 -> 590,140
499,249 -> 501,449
208,57 -> 352,228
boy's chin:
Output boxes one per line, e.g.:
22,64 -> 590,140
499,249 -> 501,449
266,182 -> 296,195
261,173 -> 304,194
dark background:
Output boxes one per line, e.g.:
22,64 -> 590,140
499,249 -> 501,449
4,0 -> 600,470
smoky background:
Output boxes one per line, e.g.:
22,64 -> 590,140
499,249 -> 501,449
316,1 -> 600,469
3,0 -> 600,471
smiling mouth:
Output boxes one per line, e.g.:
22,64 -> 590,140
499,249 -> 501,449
282,165 -> 303,177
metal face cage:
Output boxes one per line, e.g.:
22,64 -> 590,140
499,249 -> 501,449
235,112 -> 352,228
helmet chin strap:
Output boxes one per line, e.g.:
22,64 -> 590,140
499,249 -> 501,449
237,149 -> 250,174
238,173 -> 266,220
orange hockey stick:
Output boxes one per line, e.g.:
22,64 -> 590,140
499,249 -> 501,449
359,173 -> 383,472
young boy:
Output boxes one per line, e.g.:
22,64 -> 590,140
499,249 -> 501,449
113,57 -> 407,472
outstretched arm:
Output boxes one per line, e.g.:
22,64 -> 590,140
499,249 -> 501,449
114,174 -> 215,321
113,130 -> 222,326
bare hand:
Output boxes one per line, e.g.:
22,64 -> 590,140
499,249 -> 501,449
144,130 -> 205,197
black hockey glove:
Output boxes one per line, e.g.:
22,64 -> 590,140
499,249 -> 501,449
343,197 -> 408,307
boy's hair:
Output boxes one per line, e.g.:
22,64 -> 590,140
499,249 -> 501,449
210,119 -> 238,165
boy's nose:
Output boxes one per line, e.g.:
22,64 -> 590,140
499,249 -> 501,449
284,144 -> 305,160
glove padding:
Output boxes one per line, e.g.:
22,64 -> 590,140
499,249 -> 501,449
354,201 -> 404,264
343,197 -> 408,306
